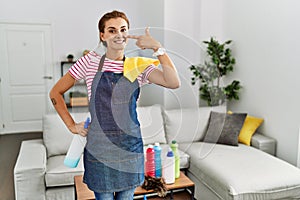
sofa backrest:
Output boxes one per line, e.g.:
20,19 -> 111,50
163,106 -> 226,143
137,104 -> 167,145
42,105 -> 166,157
43,112 -> 90,157
43,105 -> 225,157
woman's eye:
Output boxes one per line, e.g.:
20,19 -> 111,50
121,28 -> 127,33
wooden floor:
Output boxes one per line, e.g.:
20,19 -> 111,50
0,132 -> 43,200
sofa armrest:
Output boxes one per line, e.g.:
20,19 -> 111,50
14,139 -> 47,200
251,133 -> 276,156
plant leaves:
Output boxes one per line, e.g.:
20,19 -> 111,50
188,37 -> 241,105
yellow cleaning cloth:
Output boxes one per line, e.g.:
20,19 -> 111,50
124,57 -> 160,82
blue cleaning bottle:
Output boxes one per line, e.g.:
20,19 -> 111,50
154,142 -> 162,178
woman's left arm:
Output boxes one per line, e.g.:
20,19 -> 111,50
127,27 -> 180,89
148,53 -> 180,89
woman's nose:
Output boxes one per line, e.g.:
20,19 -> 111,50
116,31 -> 122,36
115,31 -> 124,38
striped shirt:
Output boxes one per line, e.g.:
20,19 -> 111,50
68,51 -> 156,100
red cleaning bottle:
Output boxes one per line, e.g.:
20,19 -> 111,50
145,144 -> 155,177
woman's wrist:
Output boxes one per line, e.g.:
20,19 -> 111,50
153,47 -> 166,57
152,42 -> 162,52
68,123 -> 77,134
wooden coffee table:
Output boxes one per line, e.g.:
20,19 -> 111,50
74,171 -> 194,200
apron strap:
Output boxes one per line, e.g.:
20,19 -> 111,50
98,54 -> 126,72
98,54 -> 106,72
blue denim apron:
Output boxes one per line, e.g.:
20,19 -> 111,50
83,55 -> 144,193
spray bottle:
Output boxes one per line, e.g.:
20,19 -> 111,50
64,117 -> 90,168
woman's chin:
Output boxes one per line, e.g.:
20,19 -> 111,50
110,43 -> 126,50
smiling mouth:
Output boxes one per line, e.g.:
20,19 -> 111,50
114,36 -> 127,44
114,40 -> 125,44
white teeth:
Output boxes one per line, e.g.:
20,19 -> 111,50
114,40 -> 125,44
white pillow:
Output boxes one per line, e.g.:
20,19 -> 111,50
137,104 -> 167,145
163,106 -> 226,143
43,112 -> 89,157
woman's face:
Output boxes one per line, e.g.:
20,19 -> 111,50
100,17 -> 128,51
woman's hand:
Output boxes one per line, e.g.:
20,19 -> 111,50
69,121 -> 88,137
127,27 -> 161,51
127,27 -> 180,89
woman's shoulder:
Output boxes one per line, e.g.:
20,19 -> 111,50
85,51 -> 101,62
76,51 -> 101,69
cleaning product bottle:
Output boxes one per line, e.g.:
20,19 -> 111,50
145,144 -> 155,177
64,117 -> 90,168
154,142 -> 162,178
163,148 -> 175,184
170,140 -> 180,178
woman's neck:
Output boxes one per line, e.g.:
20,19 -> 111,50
105,50 -> 124,61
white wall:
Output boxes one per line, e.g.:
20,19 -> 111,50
163,0 -> 200,109
163,0 -> 224,109
222,0 -> 300,165
0,0 -> 164,82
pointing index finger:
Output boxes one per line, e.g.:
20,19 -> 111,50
126,35 -> 140,40
145,27 -> 150,36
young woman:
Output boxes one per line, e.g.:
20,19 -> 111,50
50,10 -> 180,200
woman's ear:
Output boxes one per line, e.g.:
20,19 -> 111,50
100,32 -> 107,47
99,32 -> 104,42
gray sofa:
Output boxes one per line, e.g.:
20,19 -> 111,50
14,105 -> 300,200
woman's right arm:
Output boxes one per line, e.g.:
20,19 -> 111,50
49,72 -> 87,136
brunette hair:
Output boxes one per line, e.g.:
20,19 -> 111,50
98,10 -> 130,42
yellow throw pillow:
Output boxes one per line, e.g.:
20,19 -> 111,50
228,111 -> 264,146
238,115 -> 263,145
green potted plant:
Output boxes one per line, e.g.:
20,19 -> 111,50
190,37 -> 241,106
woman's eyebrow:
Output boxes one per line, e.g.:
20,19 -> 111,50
107,26 -> 127,29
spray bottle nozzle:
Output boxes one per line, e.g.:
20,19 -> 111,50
84,117 -> 90,129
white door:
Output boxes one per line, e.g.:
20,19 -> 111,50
0,22 -> 54,134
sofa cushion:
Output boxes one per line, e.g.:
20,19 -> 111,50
181,142 -> 300,199
43,112 -> 90,157
137,104 -> 167,145
45,155 -> 84,187
228,111 -> 264,146
164,106 -> 226,143
204,111 -> 246,146
239,115 -> 264,145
